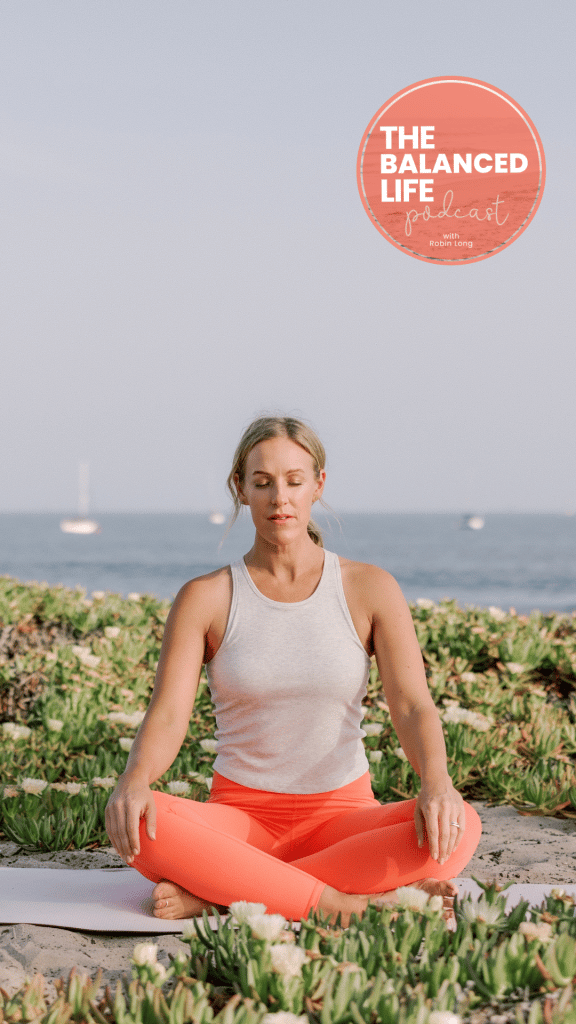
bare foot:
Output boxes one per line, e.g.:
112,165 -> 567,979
366,878 -> 458,925
152,880 -> 226,920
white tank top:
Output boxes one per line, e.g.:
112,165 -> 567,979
205,550 -> 371,793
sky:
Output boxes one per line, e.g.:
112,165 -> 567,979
0,0 -> 574,514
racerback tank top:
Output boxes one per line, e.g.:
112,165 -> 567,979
205,550 -> 371,793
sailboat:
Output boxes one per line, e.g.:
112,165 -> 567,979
60,462 -> 100,534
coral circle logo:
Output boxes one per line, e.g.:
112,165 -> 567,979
357,76 -> 545,264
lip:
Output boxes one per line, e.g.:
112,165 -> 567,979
268,515 -> 293,521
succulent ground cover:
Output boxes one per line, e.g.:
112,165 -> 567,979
1,575 -> 576,1022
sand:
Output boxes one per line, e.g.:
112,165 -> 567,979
2,801 -> 576,999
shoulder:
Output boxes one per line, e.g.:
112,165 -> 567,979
338,557 -> 405,606
168,565 -> 232,625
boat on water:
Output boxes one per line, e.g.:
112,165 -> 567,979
461,514 -> 485,531
60,462 -> 100,534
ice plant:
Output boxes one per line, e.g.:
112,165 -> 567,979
363,723 -> 383,736
104,625 -> 120,638
119,737 -> 134,751
199,738 -> 218,753
108,710 -> 146,727
46,718 -> 64,731
395,886 -> 431,912
64,782 -> 87,796
92,776 -> 116,789
247,913 -> 287,942
269,944 -> 308,977
369,750 -> 383,763
20,778 -> 48,795
72,645 -> 101,668
132,943 -> 158,966
2,722 -> 32,741
519,920 -> 553,942
167,780 -> 191,795
395,746 -> 408,759
229,901 -> 268,924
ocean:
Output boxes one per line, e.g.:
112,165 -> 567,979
1,512 -> 575,615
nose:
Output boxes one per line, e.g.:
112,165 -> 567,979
271,483 -> 288,506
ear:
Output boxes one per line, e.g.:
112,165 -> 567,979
313,469 -> 326,503
234,473 -> 249,505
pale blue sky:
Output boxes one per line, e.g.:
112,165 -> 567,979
0,0 -> 574,513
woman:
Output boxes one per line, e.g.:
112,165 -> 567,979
106,416 -> 481,925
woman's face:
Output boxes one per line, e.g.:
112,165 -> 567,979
235,436 -> 325,543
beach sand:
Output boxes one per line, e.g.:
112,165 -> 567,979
2,801 -> 576,998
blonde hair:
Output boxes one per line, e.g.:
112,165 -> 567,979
226,416 -> 326,547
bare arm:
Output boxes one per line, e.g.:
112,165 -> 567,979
105,575 -> 214,862
368,566 -> 465,864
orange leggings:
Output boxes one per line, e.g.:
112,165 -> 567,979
132,770 -> 482,920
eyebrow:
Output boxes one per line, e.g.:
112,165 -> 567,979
251,469 -> 305,476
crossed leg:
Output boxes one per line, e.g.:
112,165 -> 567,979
131,791 -> 481,922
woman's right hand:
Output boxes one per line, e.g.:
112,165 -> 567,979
105,773 -> 157,864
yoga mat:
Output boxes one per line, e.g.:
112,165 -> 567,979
0,869 -> 574,933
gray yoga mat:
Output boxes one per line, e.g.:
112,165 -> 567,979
0,868 -> 574,933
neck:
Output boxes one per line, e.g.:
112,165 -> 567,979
245,533 -> 323,579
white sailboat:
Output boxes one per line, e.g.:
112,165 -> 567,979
60,462 -> 100,534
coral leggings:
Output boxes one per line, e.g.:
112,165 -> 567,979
132,770 -> 482,920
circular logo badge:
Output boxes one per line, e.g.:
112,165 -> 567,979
357,76 -> 545,264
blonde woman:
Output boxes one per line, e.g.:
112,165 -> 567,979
106,416 -> 481,925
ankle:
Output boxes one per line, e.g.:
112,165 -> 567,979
317,886 -> 368,926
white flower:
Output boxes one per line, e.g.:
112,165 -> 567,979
394,747 -> 407,760
261,1015 -> 308,1024
104,626 -> 120,639
2,723 -> 31,741
199,738 -> 218,754
505,662 -> 526,675
181,920 -> 199,940
369,750 -> 383,763
119,737 -> 134,751
519,921 -> 553,942
127,592 -> 141,601
167,780 -> 191,796
91,591 -> 105,600
230,901 -> 268,924
428,1012 -> 462,1024
132,942 -> 158,966
269,944 -> 308,977
72,645 -> 101,669
204,776 -> 213,790
460,672 -> 477,683
460,896 -> 502,925
65,782 -> 87,796
363,723 -> 383,737
428,895 -> 444,914
416,598 -> 436,609
46,719 -> 64,732
3,786 -> 19,798
247,913 -> 287,942
20,778 -> 48,795
488,606 -> 507,621
551,888 -> 565,899
439,705 -> 492,732
92,776 -> 116,789
396,886 -> 430,912
108,710 -> 146,728
45,651 -> 58,662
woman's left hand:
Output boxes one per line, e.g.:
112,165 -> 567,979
414,776 -> 465,865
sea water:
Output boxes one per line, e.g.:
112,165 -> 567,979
0,512 -> 575,615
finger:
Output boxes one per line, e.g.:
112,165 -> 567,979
127,804 -> 143,860
414,804 -> 424,848
146,798 -> 157,841
425,807 -> 440,862
438,806 -> 452,864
